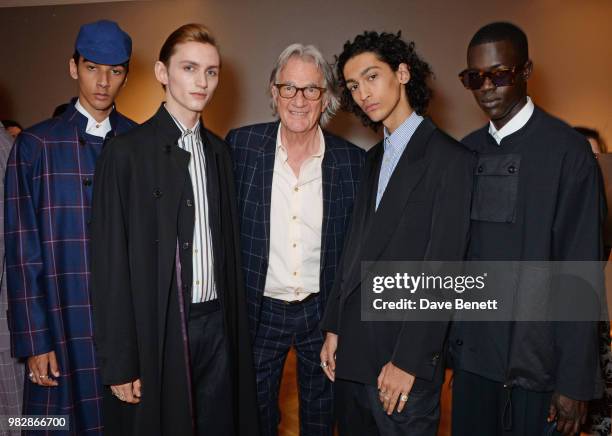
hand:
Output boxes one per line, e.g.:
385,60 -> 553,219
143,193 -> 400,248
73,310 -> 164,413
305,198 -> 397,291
547,392 -> 587,436
377,361 -> 415,415
27,351 -> 60,387
320,332 -> 338,382
110,379 -> 142,404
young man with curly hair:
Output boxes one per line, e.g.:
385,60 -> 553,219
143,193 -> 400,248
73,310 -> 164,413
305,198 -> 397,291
319,31 -> 474,436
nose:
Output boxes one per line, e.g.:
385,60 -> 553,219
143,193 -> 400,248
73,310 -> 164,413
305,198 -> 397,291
358,83 -> 370,102
97,71 -> 110,89
196,71 -> 208,89
480,75 -> 495,91
292,89 -> 307,106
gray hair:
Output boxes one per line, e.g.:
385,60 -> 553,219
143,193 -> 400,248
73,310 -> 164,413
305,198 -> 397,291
268,43 -> 339,126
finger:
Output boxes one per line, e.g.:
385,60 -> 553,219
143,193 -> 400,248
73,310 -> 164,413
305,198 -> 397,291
397,393 -> 408,413
48,352 -> 61,378
386,390 -> 400,415
119,385 -> 136,403
377,367 -> 387,391
555,416 -> 567,434
35,357 -> 54,387
132,379 -> 142,399
571,418 -> 581,436
547,403 -> 557,422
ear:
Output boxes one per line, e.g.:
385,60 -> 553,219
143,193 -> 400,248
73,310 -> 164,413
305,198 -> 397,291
396,62 -> 410,84
154,61 -> 169,87
69,58 -> 79,80
522,60 -> 533,81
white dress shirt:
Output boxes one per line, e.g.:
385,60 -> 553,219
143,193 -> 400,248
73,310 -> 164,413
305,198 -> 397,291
74,99 -> 112,138
263,126 -> 325,302
168,111 -> 217,303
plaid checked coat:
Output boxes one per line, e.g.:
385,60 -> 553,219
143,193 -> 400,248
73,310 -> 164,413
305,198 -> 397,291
4,101 -> 135,435
226,122 -> 365,337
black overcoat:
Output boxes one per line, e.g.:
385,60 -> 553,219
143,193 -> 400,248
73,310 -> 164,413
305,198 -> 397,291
90,105 -> 259,435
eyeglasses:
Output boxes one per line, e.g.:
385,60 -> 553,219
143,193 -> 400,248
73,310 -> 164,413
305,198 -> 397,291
458,66 -> 522,90
274,83 -> 326,101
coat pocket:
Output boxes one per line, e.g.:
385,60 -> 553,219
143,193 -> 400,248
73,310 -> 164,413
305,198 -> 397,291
471,154 -> 521,223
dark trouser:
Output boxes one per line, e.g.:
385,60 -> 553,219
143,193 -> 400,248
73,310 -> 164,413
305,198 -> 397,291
334,378 -> 441,436
188,300 -> 234,436
253,294 -> 333,436
451,369 -> 564,436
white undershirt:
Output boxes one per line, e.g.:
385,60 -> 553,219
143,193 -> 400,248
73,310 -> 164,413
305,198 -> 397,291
488,96 -> 535,144
74,99 -> 112,138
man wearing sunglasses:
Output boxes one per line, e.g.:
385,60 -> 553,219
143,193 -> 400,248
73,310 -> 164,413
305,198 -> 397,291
450,22 -> 603,436
226,44 -> 364,436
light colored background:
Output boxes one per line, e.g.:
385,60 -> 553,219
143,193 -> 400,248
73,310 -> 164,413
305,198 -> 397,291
0,0 -> 610,148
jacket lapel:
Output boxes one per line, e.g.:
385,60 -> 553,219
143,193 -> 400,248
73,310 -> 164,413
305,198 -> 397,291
259,124 -> 278,267
345,118 -> 437,296
319,134 -> 339,275
152,106 -> 191,369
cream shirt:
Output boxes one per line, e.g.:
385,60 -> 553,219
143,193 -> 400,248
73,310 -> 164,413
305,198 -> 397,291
488,96 -> 535,144
263,126 -> 325,301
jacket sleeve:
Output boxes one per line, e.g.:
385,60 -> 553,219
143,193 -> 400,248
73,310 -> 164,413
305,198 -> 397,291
391,148 -> 474,380
4,133 -> 53,358
90,142 -> 140,385
551,144 -> 603,400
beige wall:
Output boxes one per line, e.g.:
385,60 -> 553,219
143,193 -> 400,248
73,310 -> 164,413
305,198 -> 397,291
0,0 -> 610,148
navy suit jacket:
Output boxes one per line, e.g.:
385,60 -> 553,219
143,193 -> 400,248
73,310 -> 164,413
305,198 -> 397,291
226,122 -> 365,337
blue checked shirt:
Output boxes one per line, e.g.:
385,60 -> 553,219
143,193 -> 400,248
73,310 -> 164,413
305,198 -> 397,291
376,112 -> 423,209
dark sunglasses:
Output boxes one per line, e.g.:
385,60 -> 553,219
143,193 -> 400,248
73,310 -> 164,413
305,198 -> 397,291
458,65 -> 522,90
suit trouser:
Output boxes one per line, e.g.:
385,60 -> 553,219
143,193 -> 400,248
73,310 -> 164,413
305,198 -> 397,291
188,300 -> 235,436
253,294 -> 333,436
334,378 -> 441,436
451,369 -> 564,436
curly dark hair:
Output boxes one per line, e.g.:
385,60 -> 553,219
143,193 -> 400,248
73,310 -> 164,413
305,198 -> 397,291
336,31 -> 433,130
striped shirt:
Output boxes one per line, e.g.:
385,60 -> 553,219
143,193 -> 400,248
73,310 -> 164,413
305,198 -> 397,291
376,112 -> 423,209
169,111 -> 217,303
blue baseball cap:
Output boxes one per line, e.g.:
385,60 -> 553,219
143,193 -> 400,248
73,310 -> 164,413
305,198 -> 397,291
75,20 -> 132,65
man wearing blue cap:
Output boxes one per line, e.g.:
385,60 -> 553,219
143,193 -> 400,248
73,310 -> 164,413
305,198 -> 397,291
5,19 -> 136,435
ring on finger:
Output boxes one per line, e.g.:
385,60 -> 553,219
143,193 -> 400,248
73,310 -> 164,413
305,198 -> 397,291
320,361 -> 328,368
400,393 -> 409,402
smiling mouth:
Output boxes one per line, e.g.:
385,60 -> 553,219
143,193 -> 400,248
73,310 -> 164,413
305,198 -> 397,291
289,110 -> 308,116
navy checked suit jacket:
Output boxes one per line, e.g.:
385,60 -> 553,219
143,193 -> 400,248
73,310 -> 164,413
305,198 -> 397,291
226,122 -> 365,337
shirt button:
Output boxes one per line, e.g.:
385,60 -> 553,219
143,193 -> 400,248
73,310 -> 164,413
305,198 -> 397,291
292,243 -> 297,248
292,216 -> 297,220
194,249 -> 198,254
293,271 -> 297,276
196,280 -> 200,285
294,187 -> 299,192
82,178 -> 92,186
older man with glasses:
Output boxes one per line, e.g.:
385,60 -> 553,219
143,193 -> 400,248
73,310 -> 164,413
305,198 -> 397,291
226,43 -> 364,436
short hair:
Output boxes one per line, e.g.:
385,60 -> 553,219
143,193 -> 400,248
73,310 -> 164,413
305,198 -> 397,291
1,119 -> 22,130
575,126 -> 607,153
336,31 -> 433,130
72,50 -> 129,72
159,23 -> 217,66
268,43 -> 339,126
469,22 -> 529,64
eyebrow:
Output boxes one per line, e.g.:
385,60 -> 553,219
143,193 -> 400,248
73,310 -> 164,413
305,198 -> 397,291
345,65 -> 380,83
178,60 -> 219,68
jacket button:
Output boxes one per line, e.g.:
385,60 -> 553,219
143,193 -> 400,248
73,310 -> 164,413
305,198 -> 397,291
186,199 -> 193,207
477,165 -> 484,173
431,353 -> 440,364
182,242 -> 190,250
83,178 -> 92,186
79,137 -> 86,146
455,339 -> 463,346
508,165 -> 516,174
153,189 -> 163,198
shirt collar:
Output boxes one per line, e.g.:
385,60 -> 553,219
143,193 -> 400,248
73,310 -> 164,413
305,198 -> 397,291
275,124 -> 325,161
166,106 -> 201,140
488,96 -> 535,144
383,111 -> 424,151
74,98 -> 112,139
